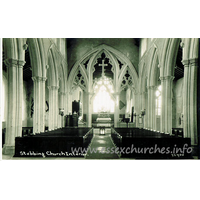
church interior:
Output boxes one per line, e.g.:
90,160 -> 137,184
1,38 -> 200,159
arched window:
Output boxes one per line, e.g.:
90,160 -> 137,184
155,85 -> 161,116
93,77 -> 115,113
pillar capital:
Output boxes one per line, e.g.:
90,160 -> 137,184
23,44 -> 28,50
32,76 -> 47,82
182,59 -> 189,67
159,76 -> 174,81
147,86 -> 157,90
84,91 -> 93,95
189,58 -> 198,66
4,58 -> 26,68
182,58 -> 198,67
139,91 -> 147,95
59,91 -> 66,96
180,41 -> 184,48
48,86 -> 59,90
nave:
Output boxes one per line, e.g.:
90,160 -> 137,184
3,126 -> 194,160
2,38 -> 199,159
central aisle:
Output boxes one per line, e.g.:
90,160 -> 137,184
85,132 -> 119,159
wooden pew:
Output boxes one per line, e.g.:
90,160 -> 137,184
111,128 -> 192,159
14,127 -> 93,158
172,128 -> 183,138
2,128 -> 6,147
22,127 -> 33,137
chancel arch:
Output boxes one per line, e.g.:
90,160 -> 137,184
67,44 -> 138,127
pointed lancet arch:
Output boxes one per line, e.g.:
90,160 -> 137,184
147,46 -> 160,87
182,38 -> 191,61
3,38 -> 26,61
139,61 -> 147,93
68,44 -> 139,93
118,64 -> 136,93
88,48 -> 120,91
160,38 -> 181,77
89,48 -> 119,74
50,47 -> 60,86
27,38 -> 47,77
59,61 -> 67,93
69,64 -> 88,93
190,38 -> 199,58
47,49 -> 59,87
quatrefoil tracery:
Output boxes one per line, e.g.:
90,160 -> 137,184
72,70 -> 86,91
121,70 -> 133,90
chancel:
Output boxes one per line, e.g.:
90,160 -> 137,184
1,38 -> 200,159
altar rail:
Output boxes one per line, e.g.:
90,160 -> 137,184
92,122 -> 114,128
92,114 -> 114,122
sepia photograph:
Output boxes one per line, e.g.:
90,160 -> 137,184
1,38 -> 199,160
1,2 -> 200,200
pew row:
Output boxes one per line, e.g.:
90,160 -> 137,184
14,127 -> 93,158
111,128 -> 192,159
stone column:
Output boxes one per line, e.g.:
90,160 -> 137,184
189,59 -> 198,145
48,86 -> 59,130
151,86 -> 157,131
160,76 -> 174,134
114,93 -> 120,127
16,60 -> 26,137
87,92 -> 92,127
134,92 -> 140,128
59,92 -> 66,128
40,77 -> 46,132
3,58 -> 25,155
54,87 -> 59,129
131,92 -> 136,126
147,86 -> 156,130
182,59 -> 198,145
148,86 -> 156,130
138,92 -> 143,128
141,91 -> 147,128
32,76 -> 47,134
147,87 -> 151,130
68,92 -> 72,114
143,92 -> 148,128
48,86 -> 53,131
165,76 -> 174,134
160,77 -> 166,133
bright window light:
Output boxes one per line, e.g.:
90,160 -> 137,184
93,78 -> 115,113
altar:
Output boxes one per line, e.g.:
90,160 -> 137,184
96,117 -> 112,127
92,112 -> 114,134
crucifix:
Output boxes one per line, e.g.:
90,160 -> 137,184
99,59 -> 108,78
